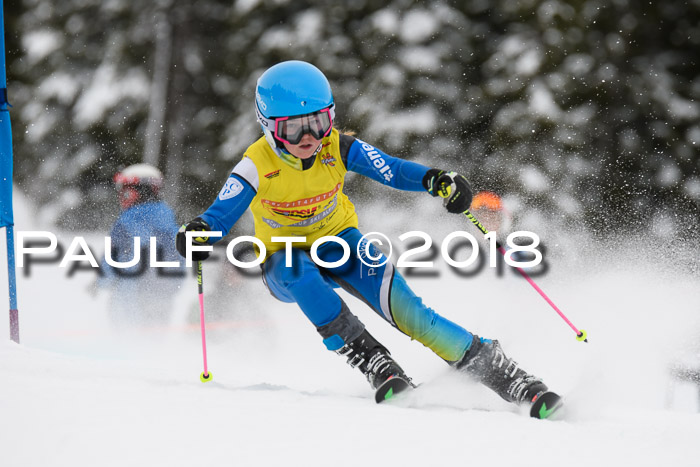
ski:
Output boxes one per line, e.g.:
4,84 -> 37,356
374,375 -> 414,403
529,391 -> 563,419
376,377 -> 564,420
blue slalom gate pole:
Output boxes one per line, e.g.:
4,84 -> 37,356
6,226 -> 18,342
0,0 -> 19,343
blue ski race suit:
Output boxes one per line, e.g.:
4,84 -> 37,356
198,133 -> 475,362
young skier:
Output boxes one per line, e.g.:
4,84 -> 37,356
176,60 -> 560,417
471,190 -> 546,271
470,191 -> 509,232
96,163 -> 184,326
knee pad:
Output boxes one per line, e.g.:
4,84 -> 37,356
315,301 -> 365,351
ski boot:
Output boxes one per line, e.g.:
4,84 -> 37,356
455,336 -> 562,418
336,330 -> 414,403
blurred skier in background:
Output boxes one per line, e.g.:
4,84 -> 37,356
176,61 -> 560,417
470,190 -> 510,232
96,163 -> 184,327
471,190 -> 547,272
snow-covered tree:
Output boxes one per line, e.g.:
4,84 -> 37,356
6,0 -> 699,239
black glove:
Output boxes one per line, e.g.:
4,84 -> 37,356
422,169 -> 473,214
175,217 -> 212,261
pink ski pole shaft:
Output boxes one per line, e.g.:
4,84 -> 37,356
464,210 -> 588,342
197,261 -> 213,381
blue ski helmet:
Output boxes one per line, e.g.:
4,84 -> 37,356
255,61 -> 335,149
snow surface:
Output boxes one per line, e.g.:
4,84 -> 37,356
2,191 -> 700,467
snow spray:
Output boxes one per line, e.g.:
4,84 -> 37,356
465,210 -> 588,342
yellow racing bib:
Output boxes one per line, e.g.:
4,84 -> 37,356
243,128 -> 359,259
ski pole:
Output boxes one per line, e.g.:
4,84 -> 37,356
464,209 -> 587,342
197,260 -> 213,382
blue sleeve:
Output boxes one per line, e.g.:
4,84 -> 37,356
199,173 -> 256,243
344,138 -> 429,191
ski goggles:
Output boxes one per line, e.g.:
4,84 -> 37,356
257,105 -> 335,145
113,172 -> 162,190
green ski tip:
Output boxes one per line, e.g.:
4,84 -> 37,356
538,402 -> 557,419
530,391 -> 562,419
384,387 -> 394,400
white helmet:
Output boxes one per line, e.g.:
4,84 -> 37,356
113,163 -> 164,209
